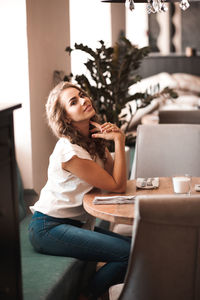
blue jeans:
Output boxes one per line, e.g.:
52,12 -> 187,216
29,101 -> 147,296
28,211 -> 131,299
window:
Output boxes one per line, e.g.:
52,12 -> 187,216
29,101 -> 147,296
69,0 -> 111,76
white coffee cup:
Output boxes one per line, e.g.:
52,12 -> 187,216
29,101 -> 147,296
172,176 -> 191,194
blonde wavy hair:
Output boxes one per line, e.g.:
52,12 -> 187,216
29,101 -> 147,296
46,81 -> 107,161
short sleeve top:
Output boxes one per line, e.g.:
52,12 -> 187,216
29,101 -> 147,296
30,137 -> 104,219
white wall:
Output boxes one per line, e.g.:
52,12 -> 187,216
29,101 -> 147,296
0,0 -> 33,189
126,4 -> 148,48
0,0 -> 71,194
69,0 -> 111,76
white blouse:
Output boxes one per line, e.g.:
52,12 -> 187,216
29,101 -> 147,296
30,137 -> 104,219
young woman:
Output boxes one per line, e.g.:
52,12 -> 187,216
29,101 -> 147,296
28,81 -> 131,300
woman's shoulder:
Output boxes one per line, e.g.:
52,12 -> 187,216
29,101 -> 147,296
56,137 -> 91,158
58,137 -> 71,146
58,137 -> 81,150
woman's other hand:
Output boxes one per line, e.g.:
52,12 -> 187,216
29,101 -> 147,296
90,121 -> 125,141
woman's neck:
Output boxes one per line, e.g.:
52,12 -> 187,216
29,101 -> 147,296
72,121 -> 89,138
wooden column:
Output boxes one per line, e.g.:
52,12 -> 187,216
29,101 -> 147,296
110,3 -> 126,45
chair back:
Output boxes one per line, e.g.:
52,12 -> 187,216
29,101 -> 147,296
130,124 -> 200,178
159,110 -> 200,124
119,194 -> 200,300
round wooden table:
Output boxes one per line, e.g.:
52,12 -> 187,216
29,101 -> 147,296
83,177 -> 200,225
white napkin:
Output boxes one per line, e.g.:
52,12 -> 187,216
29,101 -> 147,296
136,177 -> 159,189
93,195 -> 135,205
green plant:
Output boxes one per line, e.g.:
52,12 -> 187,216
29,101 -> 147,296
64,36 -> 177,147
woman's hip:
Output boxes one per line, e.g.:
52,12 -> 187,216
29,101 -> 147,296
28,211 -> 131,261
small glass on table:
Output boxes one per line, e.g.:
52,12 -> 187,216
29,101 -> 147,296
172,174 -> 191,195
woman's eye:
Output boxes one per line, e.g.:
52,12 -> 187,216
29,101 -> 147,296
70,100 -> 77,105
80,92 -> 87,98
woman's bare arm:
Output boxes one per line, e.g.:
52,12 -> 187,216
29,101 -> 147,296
104,148 -> 114,175
62,122 -> 127,193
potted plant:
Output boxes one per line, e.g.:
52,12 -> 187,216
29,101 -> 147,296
63,36 -> 177,150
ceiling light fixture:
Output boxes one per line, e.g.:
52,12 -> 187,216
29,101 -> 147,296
102,0 -> 190,13
126,0 -> 190,13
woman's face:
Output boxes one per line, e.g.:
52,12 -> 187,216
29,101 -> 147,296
60,87 -> 95,123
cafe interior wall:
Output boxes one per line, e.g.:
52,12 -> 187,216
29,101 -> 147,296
0,0 -> 116,195
26,0 -> 72,194
0,0 -> 33,190
0,0 -> 71,194
2,0 -> 197,195
148,1 -> 200,54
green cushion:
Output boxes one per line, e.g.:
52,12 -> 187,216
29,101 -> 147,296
20,216 -> 90,300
